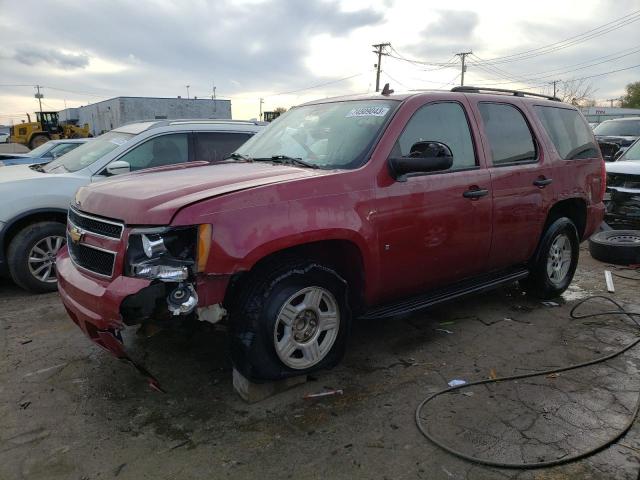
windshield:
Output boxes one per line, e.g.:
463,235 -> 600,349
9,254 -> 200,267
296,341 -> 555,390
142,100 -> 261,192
594,119 -> 640,137
621,139 -> 640,161
235,100 -> 398,169
27,142 -> 54,157
43,131 -> 135,173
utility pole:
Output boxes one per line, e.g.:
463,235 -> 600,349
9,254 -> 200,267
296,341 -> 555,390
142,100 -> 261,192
606,98 -> 618,107
185,85 -> 190,99
551,80 -> 560,98
455,52 -> 472,86
34,85 -> 43,115
259,98 -> 264,121
372,42 -> 391,92
212,81 -> 217,113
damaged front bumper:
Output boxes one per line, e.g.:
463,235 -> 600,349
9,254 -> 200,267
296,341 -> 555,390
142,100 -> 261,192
57,248 -> 229,390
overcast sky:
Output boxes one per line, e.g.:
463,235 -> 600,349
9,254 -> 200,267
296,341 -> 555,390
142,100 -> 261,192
0,0 -> 638,124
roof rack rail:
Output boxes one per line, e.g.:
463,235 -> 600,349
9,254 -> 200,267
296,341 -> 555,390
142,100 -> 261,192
451,86 -> 560,102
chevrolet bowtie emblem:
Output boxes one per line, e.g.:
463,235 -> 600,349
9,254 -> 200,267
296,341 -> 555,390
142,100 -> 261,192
68,225 -> 85,244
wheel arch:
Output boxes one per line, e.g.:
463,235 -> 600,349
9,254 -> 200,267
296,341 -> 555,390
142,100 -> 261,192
225,237 -> 368,314
2,208 -> 68,260
545,197 -> 587,240
529,198 -> 586,266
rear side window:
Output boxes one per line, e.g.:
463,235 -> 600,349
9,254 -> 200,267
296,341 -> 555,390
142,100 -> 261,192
195,132 -> 253,162
534,106 -> 598,160
478,103 -> 536,165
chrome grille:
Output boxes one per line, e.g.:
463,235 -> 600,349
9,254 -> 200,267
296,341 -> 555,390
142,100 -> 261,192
68,207 -> 123,239
66,238 -> 116,277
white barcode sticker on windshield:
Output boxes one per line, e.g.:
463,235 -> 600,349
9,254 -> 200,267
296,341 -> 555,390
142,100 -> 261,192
346,106 -> 390,118
109,137 -> 128,146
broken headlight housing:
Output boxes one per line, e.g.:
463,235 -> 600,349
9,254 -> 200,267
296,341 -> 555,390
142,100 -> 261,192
126,225 -> 211,281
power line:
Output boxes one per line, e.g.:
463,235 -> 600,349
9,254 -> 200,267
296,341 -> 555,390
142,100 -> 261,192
268,73 -> 363,97
473,10 -> 640,65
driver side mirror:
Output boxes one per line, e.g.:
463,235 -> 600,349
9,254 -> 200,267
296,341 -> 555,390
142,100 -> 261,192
106,160 -> 131,176
388,141 -> 453,181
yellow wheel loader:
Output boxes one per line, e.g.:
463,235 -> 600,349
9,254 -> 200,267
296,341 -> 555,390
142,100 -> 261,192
10,112 -> 91,149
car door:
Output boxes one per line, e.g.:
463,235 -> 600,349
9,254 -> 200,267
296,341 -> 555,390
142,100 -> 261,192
374,100 -> 493,302
469,100 -> 555,271
193,131 -> 254,162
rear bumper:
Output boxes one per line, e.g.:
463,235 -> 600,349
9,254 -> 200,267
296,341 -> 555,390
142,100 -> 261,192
584,201 -> 606,240
57,248 -> 151,357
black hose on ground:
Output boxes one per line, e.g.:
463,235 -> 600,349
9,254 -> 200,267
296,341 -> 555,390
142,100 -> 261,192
415,295 -> 640,469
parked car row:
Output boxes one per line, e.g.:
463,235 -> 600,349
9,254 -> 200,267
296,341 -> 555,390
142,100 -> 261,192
0,138 -> 90,166
0,119 -> 265,292
44,86 -> 605,384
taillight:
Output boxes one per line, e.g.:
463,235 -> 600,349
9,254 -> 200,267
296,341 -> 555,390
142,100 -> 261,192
599,159 -> 607,202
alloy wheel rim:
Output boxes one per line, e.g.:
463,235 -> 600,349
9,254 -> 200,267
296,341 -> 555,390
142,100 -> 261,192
28,235 -> 65,283
273,286 -> 340,369
546,233 -> 572,285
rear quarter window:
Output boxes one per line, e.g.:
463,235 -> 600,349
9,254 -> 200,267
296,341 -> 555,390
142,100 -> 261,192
534,106 -> 599,160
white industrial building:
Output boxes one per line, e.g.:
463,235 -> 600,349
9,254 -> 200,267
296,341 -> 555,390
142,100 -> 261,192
59,96 -> 232,136
580,106 -> 640,123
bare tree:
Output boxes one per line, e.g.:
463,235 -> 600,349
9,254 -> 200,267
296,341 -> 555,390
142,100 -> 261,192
555,79 -> 597,105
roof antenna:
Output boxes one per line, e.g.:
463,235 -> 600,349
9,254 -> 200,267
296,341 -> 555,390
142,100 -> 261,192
381,83 -> 394,96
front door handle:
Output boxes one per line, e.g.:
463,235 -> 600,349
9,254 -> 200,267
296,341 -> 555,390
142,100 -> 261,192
533,177 -> 553,188
463,187 -> 489,199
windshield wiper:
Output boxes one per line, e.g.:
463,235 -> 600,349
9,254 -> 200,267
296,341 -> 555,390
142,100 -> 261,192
223,152 -> 254,162
254,155 -> 319,169
29,163 -> 45,172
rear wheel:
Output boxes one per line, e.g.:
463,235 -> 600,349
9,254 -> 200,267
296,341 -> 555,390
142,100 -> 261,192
521,217 -> 579,299
229,260 -> 351,381
29,134 -> 49,149
8,222 -> 66,293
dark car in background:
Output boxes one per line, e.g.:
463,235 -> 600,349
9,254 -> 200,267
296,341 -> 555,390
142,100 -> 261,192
0,139 -> 91,166
605,137 -> 640,229
593,117 -> 640,161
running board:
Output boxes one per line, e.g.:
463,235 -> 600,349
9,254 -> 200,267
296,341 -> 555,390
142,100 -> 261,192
360,268 -> 529,320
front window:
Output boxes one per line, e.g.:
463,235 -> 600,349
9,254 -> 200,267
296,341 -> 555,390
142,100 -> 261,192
594,120 -> 640,137
43,131 -> 135,173
236,100 -> 398,169
116,133 -> 188,171
621,139 -> 640,161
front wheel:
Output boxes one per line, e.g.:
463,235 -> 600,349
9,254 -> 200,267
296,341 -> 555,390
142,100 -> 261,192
521,217 -> 579,299
7,222 -> 66,293
229,260 -> 351,382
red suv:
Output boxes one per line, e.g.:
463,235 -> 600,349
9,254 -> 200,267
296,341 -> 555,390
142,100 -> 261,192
57,87 -> 605,382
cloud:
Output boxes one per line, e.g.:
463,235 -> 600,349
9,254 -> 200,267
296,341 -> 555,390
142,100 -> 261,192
13,46 -> 90,69
1,0 -> 382,98
405,10 -> 480,59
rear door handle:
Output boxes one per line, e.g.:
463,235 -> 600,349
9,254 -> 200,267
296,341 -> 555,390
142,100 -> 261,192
533,177 -> 553,188
463,187 -> 489,199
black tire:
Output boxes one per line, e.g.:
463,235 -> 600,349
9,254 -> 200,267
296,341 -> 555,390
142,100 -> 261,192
589,230 -> 640,265
7,222 -> 66,293
28,134 -> 49,149
521,217 -> 580,299
229,259 -> 351,382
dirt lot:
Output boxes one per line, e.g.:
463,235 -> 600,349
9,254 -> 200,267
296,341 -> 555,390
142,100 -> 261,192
1,247 -> 639,480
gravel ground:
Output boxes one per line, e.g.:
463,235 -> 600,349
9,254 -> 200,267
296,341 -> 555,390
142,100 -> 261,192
1,246 -> 639,480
